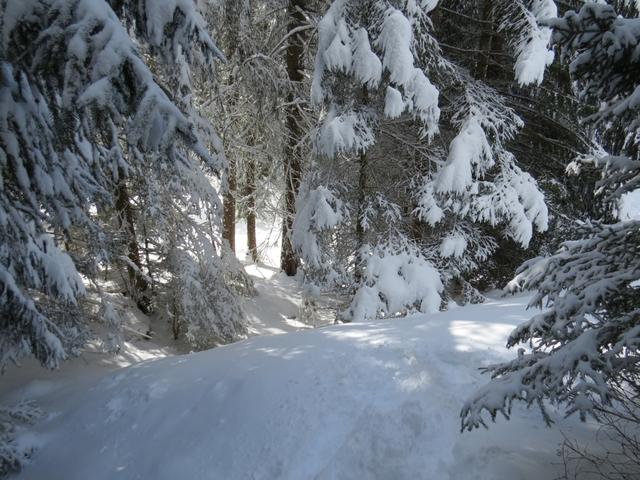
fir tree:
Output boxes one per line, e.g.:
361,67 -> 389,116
0,0 -> 239,368
462,2 -> 640,431
295,0 -> 549,319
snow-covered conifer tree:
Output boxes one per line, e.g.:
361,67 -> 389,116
296,0 -> 549,317
414,71 -> 549,299
462,2 -> 640,430
430,0 -> 593,293
0,0 -> 237,367
295,0 -> 444,320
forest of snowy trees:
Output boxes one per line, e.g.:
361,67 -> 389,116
0,0 -> 639,478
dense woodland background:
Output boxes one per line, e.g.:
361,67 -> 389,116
1,0 -> 639,477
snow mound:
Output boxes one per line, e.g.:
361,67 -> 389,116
11,295 -> 595,480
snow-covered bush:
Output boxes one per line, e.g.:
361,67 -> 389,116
0,401 -> 42,476
559,373 -> 640,480
345,243 -> 442,322
298,283 -> 322,326
137,180 -> 250,350
167,247 -> 247,350
462,2 -> 640,431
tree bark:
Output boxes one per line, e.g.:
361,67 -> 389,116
474,0 -> 494,80
280,0 -> 307,276
142,221 -> 154,294
222,157 -> 236,253
245,157 -> 259,262
221,2 -> 243,255
115,171 -> 150,312
355,150 -> 367,283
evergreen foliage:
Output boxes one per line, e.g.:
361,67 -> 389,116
462,2 -> 640,431
294,0 -> 551,319
0,0 -> 244,368
0,400 -> 42,475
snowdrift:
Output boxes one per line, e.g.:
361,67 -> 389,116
10,295 -> 594,479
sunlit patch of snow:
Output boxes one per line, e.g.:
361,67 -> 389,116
450,320 -> 515,352
620,189 -> 640,220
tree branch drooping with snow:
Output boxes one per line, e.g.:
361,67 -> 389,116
296,0 -> 549,319
462,2 -> 640,432
0,0 -> 237,369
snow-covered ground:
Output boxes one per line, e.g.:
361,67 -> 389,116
236,217 -> 338,335
243,267 -> 332,335
620,189 -> 640,220
4,293 -> 599,480
2,219 -> 601,479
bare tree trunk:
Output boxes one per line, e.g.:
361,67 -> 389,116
221,2 -> 243,256
355,150 -> 367,283
280,0 -> 307,276
142,221 -> 154,294
206,203 -> 218,254
223,157 -> 236,253
115,171 -> 150,312
246,157 -> 259,262
474,0 -> 494,80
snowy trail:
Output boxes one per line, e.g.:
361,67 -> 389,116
236,218 -> 335,336
3,220 -> 600,479
6,294 -> 598,480
242,263 -> 337,336
244,264 -> 313,335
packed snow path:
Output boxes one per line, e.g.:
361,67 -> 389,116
237,219 -> 337,335
6,294 -> 597,480
242,263 -> 337,335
